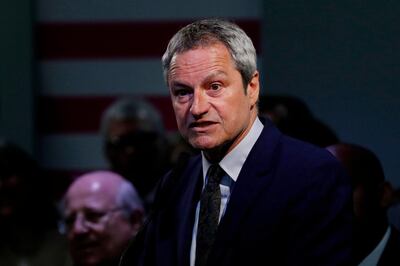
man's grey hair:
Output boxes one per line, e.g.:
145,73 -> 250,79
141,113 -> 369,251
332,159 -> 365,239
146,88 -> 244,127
116,179 -> 144,220
162,18 -> 257,87
100,98 -> 164,137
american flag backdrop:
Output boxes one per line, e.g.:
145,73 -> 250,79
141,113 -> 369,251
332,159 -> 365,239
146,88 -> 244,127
35,0 -> 263,196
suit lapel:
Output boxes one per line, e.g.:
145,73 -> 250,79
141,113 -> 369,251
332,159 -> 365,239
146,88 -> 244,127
210,121 -> 283,261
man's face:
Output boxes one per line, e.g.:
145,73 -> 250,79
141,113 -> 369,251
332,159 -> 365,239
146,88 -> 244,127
105,119 -> 160,180
64,180 -> 135,266
106,120 -> 159,165
168,43 -> 259,158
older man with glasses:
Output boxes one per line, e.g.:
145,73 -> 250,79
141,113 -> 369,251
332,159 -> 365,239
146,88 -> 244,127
62,170 -> 144,266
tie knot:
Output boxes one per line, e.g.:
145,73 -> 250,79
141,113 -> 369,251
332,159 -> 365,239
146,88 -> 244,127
207,164 -> 225,185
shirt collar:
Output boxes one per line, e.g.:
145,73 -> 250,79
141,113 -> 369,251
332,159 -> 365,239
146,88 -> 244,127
359,226 -> 391,266
202,117 -> 264,182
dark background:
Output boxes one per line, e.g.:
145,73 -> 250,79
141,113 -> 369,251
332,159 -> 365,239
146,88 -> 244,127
262,1 -> 400,186
1,1 -> 399,186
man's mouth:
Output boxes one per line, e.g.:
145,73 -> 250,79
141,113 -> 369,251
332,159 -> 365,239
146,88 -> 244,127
189,121 -> 216,129
72,240 -> 99,253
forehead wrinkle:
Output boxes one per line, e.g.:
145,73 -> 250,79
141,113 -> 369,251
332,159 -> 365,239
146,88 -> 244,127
170,70 -> 228,89
169,44 -> 234,81
170,58 -> 232,90
170,57 -> 211,78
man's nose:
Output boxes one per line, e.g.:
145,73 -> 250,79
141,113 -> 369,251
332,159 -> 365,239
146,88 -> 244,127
70,214 -> 89,235
190,89 -> 209,117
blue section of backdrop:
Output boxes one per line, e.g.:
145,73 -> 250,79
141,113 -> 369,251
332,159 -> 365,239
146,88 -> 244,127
263,1 -> 400,186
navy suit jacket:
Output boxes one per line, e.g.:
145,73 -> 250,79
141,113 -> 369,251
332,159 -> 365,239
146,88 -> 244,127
121,119 -> 352,266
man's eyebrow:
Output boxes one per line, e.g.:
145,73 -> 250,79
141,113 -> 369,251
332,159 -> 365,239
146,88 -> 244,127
170,71 -> 228,89
170,81 -> 192,90
203,71 -> 228,83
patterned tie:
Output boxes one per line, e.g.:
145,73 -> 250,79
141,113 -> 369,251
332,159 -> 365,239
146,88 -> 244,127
195,164 -> 225,266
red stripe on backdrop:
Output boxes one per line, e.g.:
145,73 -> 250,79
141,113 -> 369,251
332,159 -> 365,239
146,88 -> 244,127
38,95 -> 177,134
36,20 -> 261,59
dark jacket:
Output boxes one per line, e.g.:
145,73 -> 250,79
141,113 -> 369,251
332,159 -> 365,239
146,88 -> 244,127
121,120 -> 352,266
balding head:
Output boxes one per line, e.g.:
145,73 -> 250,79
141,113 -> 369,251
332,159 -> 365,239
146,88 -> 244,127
66,171 -> 124,206
63,170 -> 144,266
326,143 -> 390,214
326,143 -> 385,188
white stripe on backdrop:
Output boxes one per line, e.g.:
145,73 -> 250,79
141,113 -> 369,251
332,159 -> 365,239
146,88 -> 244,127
37,0 -> 261,22
40,60 -> 166,96
40,57 -> 263,96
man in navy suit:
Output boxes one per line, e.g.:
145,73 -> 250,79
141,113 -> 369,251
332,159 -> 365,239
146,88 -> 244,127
120,18 -> 352,266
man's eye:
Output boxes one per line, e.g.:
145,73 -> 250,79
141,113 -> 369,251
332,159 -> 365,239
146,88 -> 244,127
85,211 -> 105,223
172,88 -> 192,102
210,83 -> 222,90
64,215 -> 75,226
176,89 -> 190,97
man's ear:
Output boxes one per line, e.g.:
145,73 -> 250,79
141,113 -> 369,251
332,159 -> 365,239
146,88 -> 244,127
380,181 -> 394,208
247,71 -> 260,107
129,209 -> 144,236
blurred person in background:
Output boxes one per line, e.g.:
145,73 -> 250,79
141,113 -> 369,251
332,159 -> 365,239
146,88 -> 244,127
62,170 -> 144,266
327,143 -> 400,265
100,98 -> 172,210
0,139 -> 70,266
259,95 -> 339,148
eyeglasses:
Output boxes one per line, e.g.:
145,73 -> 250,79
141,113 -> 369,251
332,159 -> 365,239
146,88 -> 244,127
63,207 -> 122,232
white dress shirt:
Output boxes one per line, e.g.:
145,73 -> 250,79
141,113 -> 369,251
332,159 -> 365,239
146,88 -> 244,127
189,117 -> 264,266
